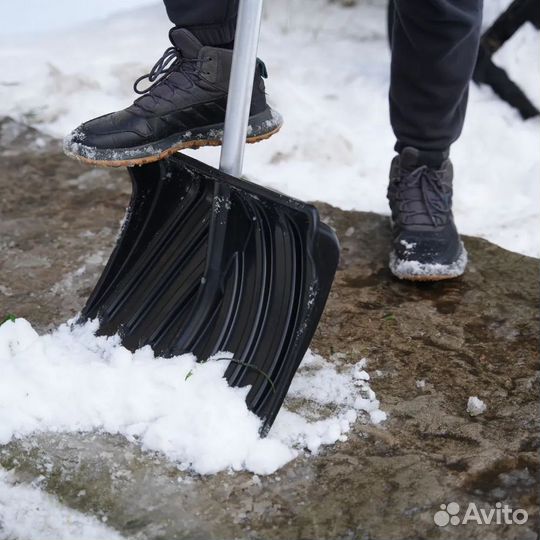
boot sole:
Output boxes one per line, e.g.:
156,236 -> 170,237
64,108 -> 282,168
393,273 -> 462,283
389,242 -> 468,282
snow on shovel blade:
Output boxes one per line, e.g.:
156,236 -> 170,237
81,153 -> 340,434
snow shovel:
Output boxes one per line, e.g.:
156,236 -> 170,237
80,0 -> 340,434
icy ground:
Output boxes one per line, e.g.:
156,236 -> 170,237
0,468 -> 124,540
0,0 -> 538,257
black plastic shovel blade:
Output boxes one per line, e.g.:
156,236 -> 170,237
81,153 -> 340,434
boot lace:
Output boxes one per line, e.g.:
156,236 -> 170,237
133,46 -> 205,97
395,165 -> 451,227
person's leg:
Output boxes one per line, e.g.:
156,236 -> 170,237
386,0 -> 482,281
163,0 -> 238,46
390,0 -> 483,156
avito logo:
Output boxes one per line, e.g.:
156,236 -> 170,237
434,502 -> 528,527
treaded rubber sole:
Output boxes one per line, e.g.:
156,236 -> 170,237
64,107 -> 282,168
389,242 -> 468,282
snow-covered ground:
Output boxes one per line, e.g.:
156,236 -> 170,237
0,0 -> 538,257
0,318 -> 385,476
2,0 -> 157,38
0,468 -> 124,540
0,316 -> 385,535
0,2 -> 537,536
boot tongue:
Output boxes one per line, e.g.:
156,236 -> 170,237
169,28 -> 203,58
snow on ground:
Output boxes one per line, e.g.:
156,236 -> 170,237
0,318 -> 385,476
467,396 -> 487,416
0,0 -> 538,257
0,2 -> 535,535
0,468 -> 125,540
2,0 -> 156,38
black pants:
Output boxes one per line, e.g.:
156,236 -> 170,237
163,0 -> 482,152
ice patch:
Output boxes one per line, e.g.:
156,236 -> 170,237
0,468 -> 125,540
0,318 -> 386,476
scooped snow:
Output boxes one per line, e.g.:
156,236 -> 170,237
0,468 -> 126,540
0,318 -> 386,475
467,396 -> 487,416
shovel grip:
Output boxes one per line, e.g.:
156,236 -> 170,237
219,0 -> 264,178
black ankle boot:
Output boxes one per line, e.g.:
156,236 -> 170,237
64,28 -> 282,167
386,147 -> 467,281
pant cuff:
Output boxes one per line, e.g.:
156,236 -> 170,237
180,20 -> 236,46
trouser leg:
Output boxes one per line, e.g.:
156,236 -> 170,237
162,0 -> 238,45
390,0 -> 483,152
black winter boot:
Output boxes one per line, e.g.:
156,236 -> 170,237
64,28 -> 282,167
386,147 -> 467,281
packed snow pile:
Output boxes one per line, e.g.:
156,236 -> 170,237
0,318 -> 385,476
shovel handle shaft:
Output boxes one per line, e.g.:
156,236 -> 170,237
219,0 -> 264,178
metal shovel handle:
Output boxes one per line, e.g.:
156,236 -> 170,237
219,0 -> 264,178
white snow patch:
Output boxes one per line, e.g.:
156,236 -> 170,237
467,396 -> 487,417
272,352 -> 386,451
0,318 -> 385,476
389,243 -> 468,279
0,0 -> 537,257
399,239 -> 416,251
0,468 -> 125,540
369,409 -> 388,425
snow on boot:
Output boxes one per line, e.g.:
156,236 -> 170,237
386,147 -> 467,281
63,28 -> 282,167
